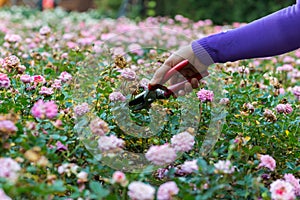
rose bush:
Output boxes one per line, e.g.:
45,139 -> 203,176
0,7 -> 299,200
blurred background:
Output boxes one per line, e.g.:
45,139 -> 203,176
0,0 -> 296,24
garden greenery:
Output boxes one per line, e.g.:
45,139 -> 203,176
0,6 -> 299,200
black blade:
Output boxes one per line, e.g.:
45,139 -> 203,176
128,89 -> 167,111
128,91 -> 149,111
128,91 -> 146,106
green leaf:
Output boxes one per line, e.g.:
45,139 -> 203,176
60,136 -> 68,141
51,180 -> 66,192
248,146 -> 262,156
200,184 -> 227,199
197,158 -> 208,172
89,181 -> 110,199
51,134 -> 60,140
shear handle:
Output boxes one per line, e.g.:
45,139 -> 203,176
148,59 -> 189,91
161,59 -> 189,83
163,70 -> 209,98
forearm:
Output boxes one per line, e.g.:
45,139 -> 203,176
192,0 -> 300,64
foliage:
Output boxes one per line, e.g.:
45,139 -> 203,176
94,0 -> 296,24
0,6 -> 299,200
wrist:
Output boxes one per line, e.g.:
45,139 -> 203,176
191,40 -> 215,66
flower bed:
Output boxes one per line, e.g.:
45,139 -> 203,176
0,7 -> 299,200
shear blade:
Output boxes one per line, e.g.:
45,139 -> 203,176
128,89 -> 167,111
128,91 -> 149,111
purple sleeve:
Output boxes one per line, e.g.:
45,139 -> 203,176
192,0 -> 300,65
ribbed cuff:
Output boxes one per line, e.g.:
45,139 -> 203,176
191,39 -> 216,66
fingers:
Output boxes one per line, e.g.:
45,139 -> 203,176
177,90 -> 185,96
184,82 -> 193,93
174,78 -> 200,97
190,78 -> 199,89
175,80 -> 198,97
169,74 -> 185,85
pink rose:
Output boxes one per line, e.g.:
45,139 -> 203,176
270,180 -> 296,200
31,99 -> 58,119
20,74 -> 32,83
157,181 -> 179,200
32,75 -> 46,84
197,89 -> 214,102
258,155 -> 276,171
145,144 -> 177,166
0,73 -> 10,88
112,171 -> 127,185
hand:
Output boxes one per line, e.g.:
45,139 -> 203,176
149,45 -> 209,96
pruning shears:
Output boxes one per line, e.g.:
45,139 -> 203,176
128,59 -> 209,111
